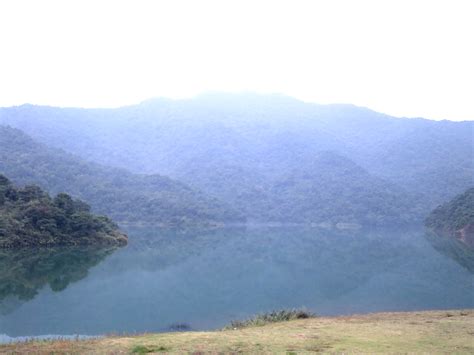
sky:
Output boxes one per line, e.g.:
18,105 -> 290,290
0,0 -> 473,121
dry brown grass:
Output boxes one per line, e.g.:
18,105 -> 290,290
1,309 -> 473,354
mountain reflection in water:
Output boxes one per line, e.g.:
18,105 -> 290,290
0,225 -> 473,340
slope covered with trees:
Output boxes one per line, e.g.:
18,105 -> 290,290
1,93 -> 470,214
0,125 -> 424,225
0,126 -> 243,225
260,151 -> 424,224
189,151 -> 425,224
0,174 -> 127,248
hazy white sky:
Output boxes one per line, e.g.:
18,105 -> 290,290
0,0 -> 473,120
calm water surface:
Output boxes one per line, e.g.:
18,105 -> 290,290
0,225 -> 473,341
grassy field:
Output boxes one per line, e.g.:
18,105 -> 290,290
1,310 -> 473,354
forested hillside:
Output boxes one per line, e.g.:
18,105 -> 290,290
0,125 -> 425,225
1,93 -> 471,212
184,150 -> 425,224
261,152 -> 424,224
0,126 -> 243,225
0,174 -> 127,248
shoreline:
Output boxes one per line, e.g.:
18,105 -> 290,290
2,309 -> 473,353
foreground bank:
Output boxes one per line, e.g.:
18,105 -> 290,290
1,310 -> 473,354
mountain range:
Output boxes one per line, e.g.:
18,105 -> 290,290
1,93 -> 472,225
0,126 -> 242,224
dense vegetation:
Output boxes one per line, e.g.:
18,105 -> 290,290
251,151 -> 424,224
0,174 -> 127,248
195,150 -> 425,224
0,94 -> 471,225
425,188 -> 474,246
0,126 -> 243,224
0,127 -> 422,226
0,93 -> 471,210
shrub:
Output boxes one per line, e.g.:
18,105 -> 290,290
225,309 -> 316,329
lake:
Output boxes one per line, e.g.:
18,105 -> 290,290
1,225 -> 473,342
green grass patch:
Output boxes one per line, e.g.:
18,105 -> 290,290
131,344 -> 169,353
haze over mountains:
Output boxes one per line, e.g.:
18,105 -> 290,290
1,93 -> 472,225
0,126 -> 241,224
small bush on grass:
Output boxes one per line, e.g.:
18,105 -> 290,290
225,309 -> 316,329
